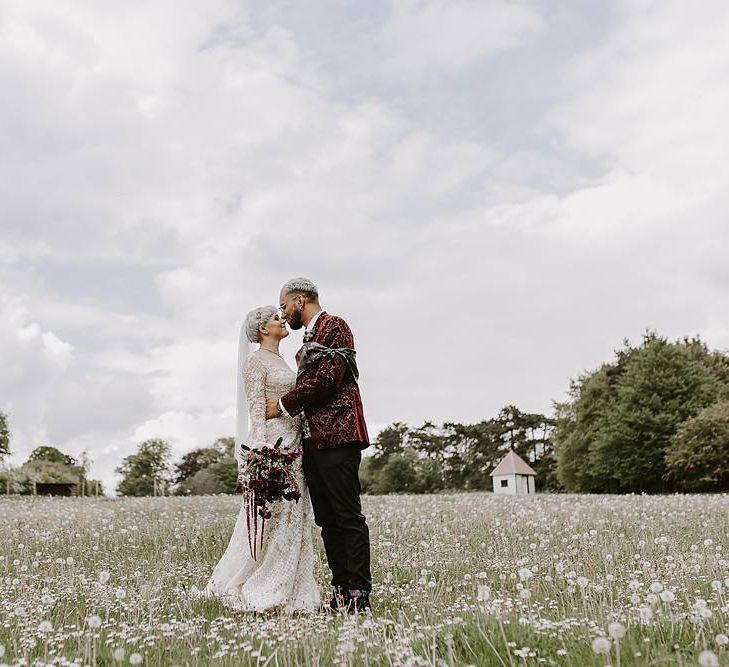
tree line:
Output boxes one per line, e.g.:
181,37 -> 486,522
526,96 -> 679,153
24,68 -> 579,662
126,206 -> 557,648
114,437 -> 239,497
0,420 -> 105,496
360,406 -> 557,494
3,331 -> 729,496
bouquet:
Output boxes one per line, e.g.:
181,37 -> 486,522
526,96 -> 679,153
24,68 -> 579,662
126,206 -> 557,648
236,437 -> 302,559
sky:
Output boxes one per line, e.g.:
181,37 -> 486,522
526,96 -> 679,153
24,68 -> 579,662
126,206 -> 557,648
2,0 -> 729,492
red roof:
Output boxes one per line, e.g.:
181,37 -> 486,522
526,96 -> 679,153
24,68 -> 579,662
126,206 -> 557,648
489,450 -> 537,476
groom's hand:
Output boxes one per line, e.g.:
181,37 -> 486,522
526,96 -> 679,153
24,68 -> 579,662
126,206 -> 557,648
265,399 -> 282,420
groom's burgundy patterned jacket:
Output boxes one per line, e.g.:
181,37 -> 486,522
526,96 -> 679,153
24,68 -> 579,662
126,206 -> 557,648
280,312 -> 370,449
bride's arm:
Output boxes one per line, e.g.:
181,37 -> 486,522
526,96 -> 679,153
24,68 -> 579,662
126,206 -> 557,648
244,354 -> 268,451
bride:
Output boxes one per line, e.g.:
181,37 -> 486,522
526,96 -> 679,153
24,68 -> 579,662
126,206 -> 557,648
201,306 -> 321,613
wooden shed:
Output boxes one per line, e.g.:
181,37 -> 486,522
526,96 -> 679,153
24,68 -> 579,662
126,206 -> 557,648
35,482 -> 79,497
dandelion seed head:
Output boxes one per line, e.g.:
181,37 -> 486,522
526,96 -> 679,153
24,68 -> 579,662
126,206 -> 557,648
608,622 -> 626,639
698,650 -> 719,667
591,636 -> 611,655
638,606 -> 653,622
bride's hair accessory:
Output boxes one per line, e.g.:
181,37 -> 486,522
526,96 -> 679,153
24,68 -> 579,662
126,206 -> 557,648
281,276 -> 318,298
244,305 -> 277,343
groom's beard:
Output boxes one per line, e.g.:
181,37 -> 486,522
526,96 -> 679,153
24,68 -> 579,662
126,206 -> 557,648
287,310 -> 304,330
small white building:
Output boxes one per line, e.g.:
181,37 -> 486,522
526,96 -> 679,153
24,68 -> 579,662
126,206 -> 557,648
490,450 -> 537,495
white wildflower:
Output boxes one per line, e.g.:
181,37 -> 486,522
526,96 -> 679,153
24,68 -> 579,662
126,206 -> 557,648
639,607 -> 653,622
608,622 -> 626,640
698,650 -> 719,667
338,641 -> 355,654
591,637 -> 611,655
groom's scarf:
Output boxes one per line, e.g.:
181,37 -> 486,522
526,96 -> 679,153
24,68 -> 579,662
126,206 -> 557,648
296,341 -> 359,382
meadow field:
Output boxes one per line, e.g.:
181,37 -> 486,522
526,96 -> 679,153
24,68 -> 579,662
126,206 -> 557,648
1,492 -> 728,667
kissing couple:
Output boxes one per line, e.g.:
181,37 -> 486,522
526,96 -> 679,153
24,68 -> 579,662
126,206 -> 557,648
202,277 -> 372,614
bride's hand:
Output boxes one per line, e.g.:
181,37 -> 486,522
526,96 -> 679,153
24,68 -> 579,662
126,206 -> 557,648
265,399 -> 282,420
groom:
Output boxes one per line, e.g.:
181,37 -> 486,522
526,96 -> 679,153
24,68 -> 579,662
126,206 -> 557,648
265,277 -> 372,613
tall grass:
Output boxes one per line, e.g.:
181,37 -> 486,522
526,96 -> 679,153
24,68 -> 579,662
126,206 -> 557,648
1,492 -> 728,665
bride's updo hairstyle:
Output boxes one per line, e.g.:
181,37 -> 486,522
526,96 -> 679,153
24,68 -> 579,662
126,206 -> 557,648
244,305 -> 278,343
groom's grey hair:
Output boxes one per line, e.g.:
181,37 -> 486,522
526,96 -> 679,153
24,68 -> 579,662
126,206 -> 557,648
281,277 -> 319,299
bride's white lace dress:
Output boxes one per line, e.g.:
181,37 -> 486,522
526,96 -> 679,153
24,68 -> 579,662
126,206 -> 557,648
201,349 -> 321,613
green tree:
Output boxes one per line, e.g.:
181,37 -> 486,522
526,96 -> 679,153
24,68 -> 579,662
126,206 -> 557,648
15,445 -> 84,494
412,457 -> 445,494
174,437 -> 239,495
358,457 -> 376,494
368,423 -> 408,473
212,436 -> 236,458
21,460 -> 82,485
373,452 -> 418,494
554,333 -> 729,493
590,336 -> 721,492
665,400 -> 729,490
116,439 -> 172,497
184,468 -> 228,495
207,458 -> 238,494
173,447 -> 221,484
29,446 -> 77,466
440,421 -> 499,490
554,366 -> 614,492
0,411 -> 10,461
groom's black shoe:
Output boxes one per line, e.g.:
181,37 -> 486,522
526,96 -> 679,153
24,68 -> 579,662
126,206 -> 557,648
347,588 -> 371,614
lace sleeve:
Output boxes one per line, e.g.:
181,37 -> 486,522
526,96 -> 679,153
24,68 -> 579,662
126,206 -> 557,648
244,353 -> 268,450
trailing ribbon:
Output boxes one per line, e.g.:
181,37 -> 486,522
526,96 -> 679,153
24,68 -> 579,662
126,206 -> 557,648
296,342 -> 359,382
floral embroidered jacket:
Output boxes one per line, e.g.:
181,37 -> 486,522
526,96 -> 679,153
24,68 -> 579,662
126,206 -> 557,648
280,312 -> 369,449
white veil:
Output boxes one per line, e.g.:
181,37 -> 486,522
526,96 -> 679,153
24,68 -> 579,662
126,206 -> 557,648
235,321 -> 253,466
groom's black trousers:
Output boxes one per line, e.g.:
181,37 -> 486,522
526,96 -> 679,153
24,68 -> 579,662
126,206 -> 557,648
302,440 -> 372,591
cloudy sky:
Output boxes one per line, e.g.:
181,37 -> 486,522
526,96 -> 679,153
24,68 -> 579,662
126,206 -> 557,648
2,0 -> 729,491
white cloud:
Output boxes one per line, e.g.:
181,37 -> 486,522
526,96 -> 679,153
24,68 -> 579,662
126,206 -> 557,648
2,0 -> 729,494
549,0 -> 729,195
378,0 -> 542,81
132,409 -> 233,460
